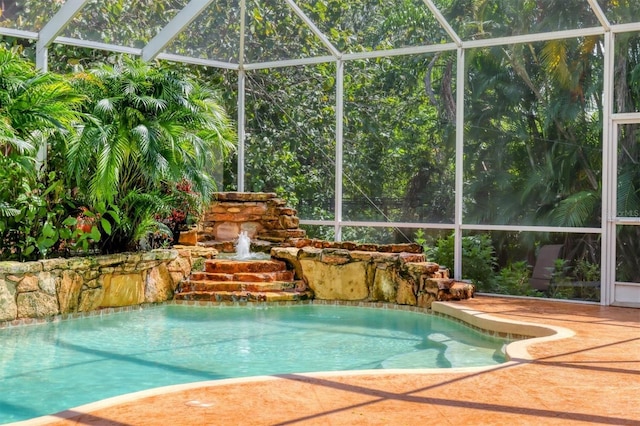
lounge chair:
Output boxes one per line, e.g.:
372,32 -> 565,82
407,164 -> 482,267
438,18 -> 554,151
529,244 -> 564,292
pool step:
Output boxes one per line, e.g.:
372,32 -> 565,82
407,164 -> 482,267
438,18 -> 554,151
204,259 -> 288,273
189,270 -> 295,282
180,280 -> 301,293
174,258 -> 312,303
175,289 -> 313,303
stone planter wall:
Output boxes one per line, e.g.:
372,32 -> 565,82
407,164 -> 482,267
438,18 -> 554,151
0,248 -> 202,324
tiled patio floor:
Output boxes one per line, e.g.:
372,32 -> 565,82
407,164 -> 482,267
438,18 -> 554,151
30,296 -> 640,425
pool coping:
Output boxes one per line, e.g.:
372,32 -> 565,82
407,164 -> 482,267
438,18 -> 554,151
4,300 -> 575,426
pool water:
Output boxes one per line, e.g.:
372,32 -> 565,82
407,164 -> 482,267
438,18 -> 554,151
0,304 -> 509,424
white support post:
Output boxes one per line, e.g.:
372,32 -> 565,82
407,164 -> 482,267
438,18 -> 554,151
35,46 -> 48,173
36,0 -> 88,66
239,0 -> 246,68
237,0 -> 247,192
35,45 -> 48,72
34,0 -> 88,171
602,31 -> 616,306
335,60 -> 344,241
454,47 -> 465,280
237,70 -> 246,192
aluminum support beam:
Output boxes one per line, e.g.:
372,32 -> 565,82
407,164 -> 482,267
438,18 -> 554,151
463,27 -> 605,50
156,53 -> 240,70
35,0 -> 88,70
237,70 -> 246,192
239,0 -> 246,68
301,220 -> 602,234
422,0 -> 462,46
285,0 -> 341,58
0,27 -> 37,39
586,0 -> 611,31
601,31 -> 615,305
236,0 -> 247,192
335,60 -> 344,241
35,0 -> 88,171
243,55 -> 336,71
142,0 -> 215,62
454,47 -> 465,280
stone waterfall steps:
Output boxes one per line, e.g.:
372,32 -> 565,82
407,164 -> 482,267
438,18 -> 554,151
174,258 -> 313,303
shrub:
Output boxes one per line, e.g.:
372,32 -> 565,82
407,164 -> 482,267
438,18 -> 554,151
427,232 -> 497,292
494,261 -> 538,296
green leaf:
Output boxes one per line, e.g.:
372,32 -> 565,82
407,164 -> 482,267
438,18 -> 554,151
100,217 -> 112,235
39,237 -> 57,249
59,228 -> 72,239
89,225 -> 101,241
104,209 -> 121,224
63,216 -> 78,226
42,222 -> 56,238
95,201 -> 107,214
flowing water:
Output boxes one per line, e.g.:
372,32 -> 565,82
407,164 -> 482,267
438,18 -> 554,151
234,231 -> 252,259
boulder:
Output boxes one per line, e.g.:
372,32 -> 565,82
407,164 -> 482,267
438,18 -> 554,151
101,273 -> 145,307
17,291 -> 59,318
0,278 -> 17,322
57,270 -> 83,313
301,259 -> 369,300
145,263 -> 175,303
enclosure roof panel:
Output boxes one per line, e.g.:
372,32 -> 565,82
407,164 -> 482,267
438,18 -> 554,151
58,0 -> 188,50
0,0 -> 63,33
435,0 -> 602,41
293,0 -> 454,54
595,0 -> 640,25
0,0 -> 633,69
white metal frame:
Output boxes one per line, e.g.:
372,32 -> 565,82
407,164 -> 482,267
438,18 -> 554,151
609,112 -> 640,307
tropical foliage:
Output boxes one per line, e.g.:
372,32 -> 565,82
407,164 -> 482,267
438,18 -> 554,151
66,58 -> 234,252
0,46 -> 85,260
0,45 -> 234,259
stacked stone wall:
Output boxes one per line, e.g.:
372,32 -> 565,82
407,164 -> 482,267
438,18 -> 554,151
271,246 -> 475,308
180,192 -> 305,248
0,248 -> 207,324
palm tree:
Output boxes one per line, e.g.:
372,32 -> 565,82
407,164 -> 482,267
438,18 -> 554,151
0,45 -> 84,260
0,45 -> 83,166
67,57 -> 235,252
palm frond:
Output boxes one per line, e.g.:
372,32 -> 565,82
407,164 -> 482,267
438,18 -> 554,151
551,191 -> 598,227
541,39 -> 572,89
0,201 -> 20,218
617,170 -> 640,216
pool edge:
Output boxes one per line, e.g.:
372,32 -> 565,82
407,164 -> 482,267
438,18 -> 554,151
431,301 -> 575,362
5,301 -> 575,426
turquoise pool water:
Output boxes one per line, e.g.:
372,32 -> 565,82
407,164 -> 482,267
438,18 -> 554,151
0,304 -> 509,424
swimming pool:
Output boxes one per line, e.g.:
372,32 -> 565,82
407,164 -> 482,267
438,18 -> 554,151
0,304 -> 510,424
